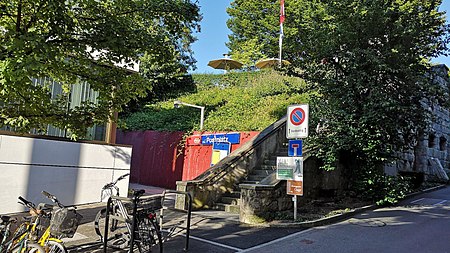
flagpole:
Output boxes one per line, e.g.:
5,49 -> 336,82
279,0 -> 285,67
279,23 -> 283,67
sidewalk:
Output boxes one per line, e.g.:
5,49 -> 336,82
64,183 -> 207,252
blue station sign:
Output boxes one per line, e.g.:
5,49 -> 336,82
201,133 -> 241,145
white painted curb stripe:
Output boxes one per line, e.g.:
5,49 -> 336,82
433,200 -> 448,206
410,198 -> 425,204
181,234 -> 243,251
237,227 -> 315,252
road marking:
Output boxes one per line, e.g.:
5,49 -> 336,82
410,198 -> 424,204
433,200 -> 448,206
238,228 -> 314,252
181,234 -> 243,251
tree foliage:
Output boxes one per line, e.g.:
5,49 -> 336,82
124,70 -> 315,132
0,0 -> 200,138
227,0 -> 450,198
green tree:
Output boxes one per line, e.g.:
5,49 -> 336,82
228,0 -> 449,200
0,0 -> 201,138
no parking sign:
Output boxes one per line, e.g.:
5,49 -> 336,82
286,104 -> 309,139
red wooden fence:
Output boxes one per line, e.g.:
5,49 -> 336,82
116,130 -> 259,189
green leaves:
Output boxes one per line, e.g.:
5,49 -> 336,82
227,0 -> 449,200
123,70 -> 312,132
0,0 -> 201,138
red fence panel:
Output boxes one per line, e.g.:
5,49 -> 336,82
182,131 -> 259,180
116,130 -> 260,188
116,131 -> 185,189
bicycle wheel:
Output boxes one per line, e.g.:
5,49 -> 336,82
45,239 -> 67,253
94,207 -> 130,249
136,215 -> 162,253
11,242 -> 45,253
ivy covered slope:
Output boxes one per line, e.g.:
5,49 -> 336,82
122,70 -> 317,132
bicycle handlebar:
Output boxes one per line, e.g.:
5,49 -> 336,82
18,196 -> 36,210
101,173 -> 130,191
116,173 -> 130,182
41,191 -> 65,208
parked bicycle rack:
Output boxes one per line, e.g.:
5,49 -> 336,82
103,192 -> 161,253
102,190 -> 192,253
159,190 -> 192,251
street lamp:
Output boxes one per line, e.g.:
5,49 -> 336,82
174,100 -> 205,130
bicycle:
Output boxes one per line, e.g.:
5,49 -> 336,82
12,192 -> 82,253
94,173 -> 129,239
0,200 -> 46,253
96,187 -> 163,253
40,191 -> 83,253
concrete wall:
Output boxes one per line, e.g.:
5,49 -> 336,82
0,134 -> 131,214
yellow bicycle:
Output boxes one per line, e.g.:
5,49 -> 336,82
15,195 -> 71,253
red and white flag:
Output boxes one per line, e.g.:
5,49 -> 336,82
280,0 -> 285,24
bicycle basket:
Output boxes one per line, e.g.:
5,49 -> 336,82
126,195 -> 163,214
50,208 -> 83,238
141,196 -> 162,211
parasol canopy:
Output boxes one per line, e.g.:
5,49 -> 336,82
208,54 -> 243,71
255,58 -> 290,69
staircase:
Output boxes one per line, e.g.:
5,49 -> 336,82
176,116 -> 288,212
213,144 -> 288,213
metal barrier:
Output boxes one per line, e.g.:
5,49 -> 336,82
160,190 -> 192,251
103,191 -> 163,253
102,190 -> 192,252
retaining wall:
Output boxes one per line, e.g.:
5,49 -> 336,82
0,134 -> 131,214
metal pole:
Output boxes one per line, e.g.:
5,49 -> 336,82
200,107 -> 204,130
279,23 -> 283,67
103,198 -> 112,252
293,195 -> 297,220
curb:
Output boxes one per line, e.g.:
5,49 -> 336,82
259,184 -> 447,228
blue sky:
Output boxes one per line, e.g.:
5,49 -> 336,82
191,0 -> 450,74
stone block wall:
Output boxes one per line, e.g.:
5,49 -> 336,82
386,64 -> 449,181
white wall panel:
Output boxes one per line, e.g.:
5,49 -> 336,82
0,134 -> 131,214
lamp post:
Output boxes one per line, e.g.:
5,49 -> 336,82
174,100 -> 205,130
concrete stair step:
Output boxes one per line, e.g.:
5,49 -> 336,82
222,191 -> 240,198
259,165 -> 277,171
213,203 -> 240,213
241,180 -> 259,184
263,159 -> 277,166
251,169 -> 274,176
221,196 -> 241,205
247,175 -> 267,181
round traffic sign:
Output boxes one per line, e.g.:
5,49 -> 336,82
290,107 -> 306,126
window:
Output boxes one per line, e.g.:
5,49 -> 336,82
439,136 -> 447,151
428,134 -> 436,148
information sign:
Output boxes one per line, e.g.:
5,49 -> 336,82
287,180 -> 303,196
211,142 -> 231,166
276,157 -> 304,181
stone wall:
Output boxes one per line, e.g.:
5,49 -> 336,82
385,64 -> 450,181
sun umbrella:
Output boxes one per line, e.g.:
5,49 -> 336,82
208,55 -> 243,72
255,58 -> 290,69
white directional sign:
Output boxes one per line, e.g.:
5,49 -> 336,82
286,104 -> 309,139
276,157 -> 304,181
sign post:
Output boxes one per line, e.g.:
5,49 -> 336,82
283,104 -> 309,221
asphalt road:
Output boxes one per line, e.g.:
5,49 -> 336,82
242,186 -> 450,253
64,186 -> 450,253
